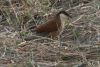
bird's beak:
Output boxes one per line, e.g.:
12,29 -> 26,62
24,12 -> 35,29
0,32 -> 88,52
67,15 -> 72,20
68,15 -> 72,18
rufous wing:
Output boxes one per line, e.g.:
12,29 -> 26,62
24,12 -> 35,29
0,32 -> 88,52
35,17 -> 61,33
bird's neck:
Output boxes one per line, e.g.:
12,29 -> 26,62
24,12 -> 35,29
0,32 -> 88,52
58,14 -> 67,33
59,14 -> 67,23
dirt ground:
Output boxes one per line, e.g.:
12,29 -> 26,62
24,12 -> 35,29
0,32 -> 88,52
0,0 -> 100,67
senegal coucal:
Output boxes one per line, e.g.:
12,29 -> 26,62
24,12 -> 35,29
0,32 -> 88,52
24,11 -> 72,41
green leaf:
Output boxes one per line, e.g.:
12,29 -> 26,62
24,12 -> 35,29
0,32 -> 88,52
73,28 -> 76,36
29,58 -> 31,62
70,0 -> 73,4
51,34 -> 53,39
21,30 -> 25,35
6,11 -> 10,19
41,0 -> 46,3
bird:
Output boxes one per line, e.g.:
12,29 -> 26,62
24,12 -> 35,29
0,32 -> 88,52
24,11 -> 72,41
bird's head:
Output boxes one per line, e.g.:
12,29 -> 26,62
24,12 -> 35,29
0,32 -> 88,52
56,11 -> 72,22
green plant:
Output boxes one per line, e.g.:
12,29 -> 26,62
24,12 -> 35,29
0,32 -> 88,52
6,11 -> 10,20
51,34 -> 53,39
21,30 -> 25,35
70,0 -> 73,4
11,63 -> 15,67
66,20 -> 70,24
41,0 -> 46,4
29,58 -> 31,62
73,28 -> 76,36
74,60 -> 78,64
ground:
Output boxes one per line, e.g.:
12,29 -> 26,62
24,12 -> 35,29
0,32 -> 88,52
0,0 -> 100,67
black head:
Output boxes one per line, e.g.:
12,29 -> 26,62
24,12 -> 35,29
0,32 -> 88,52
56,11 -> 72,18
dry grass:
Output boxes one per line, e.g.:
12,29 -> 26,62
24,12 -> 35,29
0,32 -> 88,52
0,0 -> 100,67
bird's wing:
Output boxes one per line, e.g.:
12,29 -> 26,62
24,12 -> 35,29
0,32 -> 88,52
35,17 -> 61,33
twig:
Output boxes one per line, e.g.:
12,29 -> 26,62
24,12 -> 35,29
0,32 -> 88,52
26,11 -> 38,27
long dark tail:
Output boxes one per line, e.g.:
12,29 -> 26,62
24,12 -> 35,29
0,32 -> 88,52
24,32 -> 49,41
24,35 -> 41,41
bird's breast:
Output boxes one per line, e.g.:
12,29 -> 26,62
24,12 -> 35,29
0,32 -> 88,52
59,21 -> 65,33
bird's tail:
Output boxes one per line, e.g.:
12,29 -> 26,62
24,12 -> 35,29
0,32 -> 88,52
24,35 -> 41,41
24,32 -> 49,41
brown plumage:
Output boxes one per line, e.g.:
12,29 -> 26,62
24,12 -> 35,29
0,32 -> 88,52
35,17 -> 61,33
35,17 -> 61,38
24,11 -> 72,41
